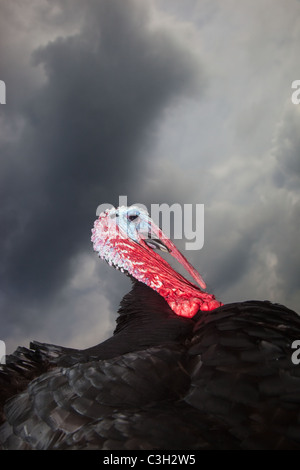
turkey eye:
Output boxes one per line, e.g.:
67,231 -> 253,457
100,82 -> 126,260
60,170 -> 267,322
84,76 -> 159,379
128,214 -> 139,221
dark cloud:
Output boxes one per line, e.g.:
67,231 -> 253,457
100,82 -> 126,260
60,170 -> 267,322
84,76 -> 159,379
0,0 -> 202,351
273,106 -> 300,185
1,0 -> 299,355
267,106 -> 300,301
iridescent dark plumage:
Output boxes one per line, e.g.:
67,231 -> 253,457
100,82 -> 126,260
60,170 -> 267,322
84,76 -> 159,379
1,206 -> 300,449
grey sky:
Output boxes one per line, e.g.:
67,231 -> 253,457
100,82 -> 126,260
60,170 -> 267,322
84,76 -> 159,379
0,0 -> 299,354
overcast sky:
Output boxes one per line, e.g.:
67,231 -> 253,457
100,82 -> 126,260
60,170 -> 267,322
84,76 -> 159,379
0,0 -> 299,354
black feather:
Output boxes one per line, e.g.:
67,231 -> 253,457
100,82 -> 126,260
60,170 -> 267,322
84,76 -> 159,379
1,281 -> 300,449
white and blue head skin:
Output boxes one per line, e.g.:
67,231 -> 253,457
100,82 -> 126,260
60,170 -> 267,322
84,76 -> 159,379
110,205 -> 154,243
109,205 -> 171,251
91,205 -> 222,317
91,205 -> 169,272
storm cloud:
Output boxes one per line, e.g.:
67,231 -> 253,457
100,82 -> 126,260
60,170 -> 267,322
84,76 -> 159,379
0,0 -> 202,351
1,0 -> 299,353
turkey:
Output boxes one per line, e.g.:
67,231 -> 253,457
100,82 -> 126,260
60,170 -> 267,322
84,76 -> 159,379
1,205 -> 300,450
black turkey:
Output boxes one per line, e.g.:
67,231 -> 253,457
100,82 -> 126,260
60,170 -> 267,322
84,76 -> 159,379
1,205 -> 300,450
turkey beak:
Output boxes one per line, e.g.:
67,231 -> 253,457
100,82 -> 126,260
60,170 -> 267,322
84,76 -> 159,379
144,238 -> 171,253
143,219 -> 207,291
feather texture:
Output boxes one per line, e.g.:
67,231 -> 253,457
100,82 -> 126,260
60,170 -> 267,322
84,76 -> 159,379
1,283 -> 300,449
